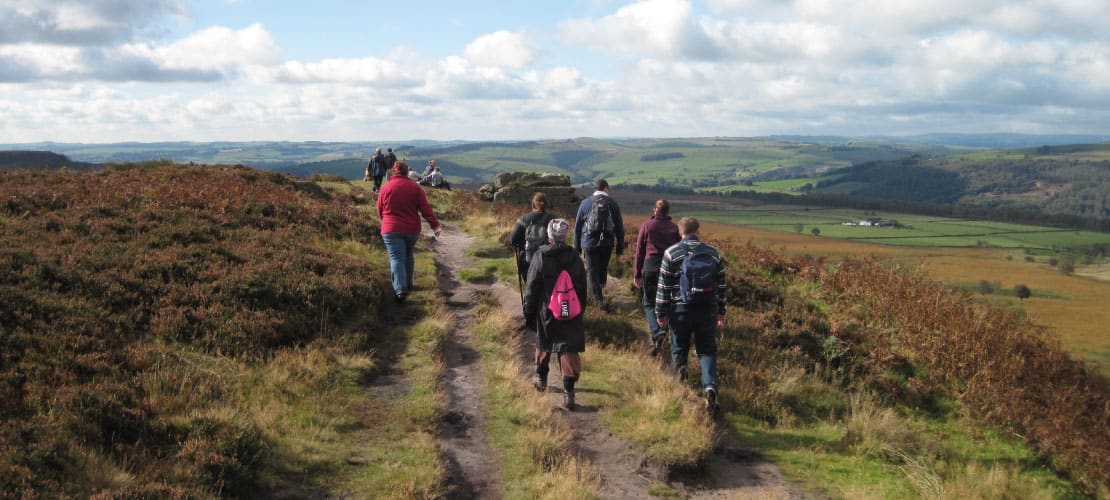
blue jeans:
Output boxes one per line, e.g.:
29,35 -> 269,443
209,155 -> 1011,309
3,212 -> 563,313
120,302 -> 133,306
642,270 -> 665,342
382,232 -> 419,296
670,305 -> 718,390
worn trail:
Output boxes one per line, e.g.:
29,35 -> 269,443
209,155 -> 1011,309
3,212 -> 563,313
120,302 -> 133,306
433,225 -> 502,499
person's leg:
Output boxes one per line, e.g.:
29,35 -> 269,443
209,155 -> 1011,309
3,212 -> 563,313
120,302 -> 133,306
584,247 -> 604,303
558,352 -> 581,410
692,310 -> 719,390
595,244 -> 613,290
403,233 -> 418,292
670,309 -> 693,381
381,232 -> 407,297
642,270 -> 663,350
534,349 -> 552,391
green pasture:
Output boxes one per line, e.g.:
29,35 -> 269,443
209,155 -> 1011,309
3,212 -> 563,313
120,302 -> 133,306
690,206 -> 1110,250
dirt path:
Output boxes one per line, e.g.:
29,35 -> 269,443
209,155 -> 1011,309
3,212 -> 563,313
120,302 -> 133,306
433,225 -> 502,499
490,279 -> 804,499
435,224 -> 801,499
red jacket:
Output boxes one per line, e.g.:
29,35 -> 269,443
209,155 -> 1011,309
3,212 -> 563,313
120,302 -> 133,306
376,173 -> 440,234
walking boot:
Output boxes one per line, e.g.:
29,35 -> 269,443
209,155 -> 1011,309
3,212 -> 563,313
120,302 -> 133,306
705,386 -> 720,415
532,373 -> 547,392
562,390 -> 576,411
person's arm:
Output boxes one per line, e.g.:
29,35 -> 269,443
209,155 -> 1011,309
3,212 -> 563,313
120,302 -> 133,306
522,251 -> 544,326
612,199 -> 625,255
655,248 -> 678,324
633,222 -> 649,283
415,186 -> 441,234
508,216 -> 526,251
375,183 -> 385,217
572,200 -> 587,253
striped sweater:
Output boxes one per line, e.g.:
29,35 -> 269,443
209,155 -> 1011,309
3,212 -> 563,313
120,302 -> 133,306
654,235 -> 727,318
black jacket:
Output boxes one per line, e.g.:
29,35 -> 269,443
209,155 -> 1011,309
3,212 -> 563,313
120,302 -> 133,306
523,242 -> 588,353
509,210 -> 555,260
368,153 -> 387,177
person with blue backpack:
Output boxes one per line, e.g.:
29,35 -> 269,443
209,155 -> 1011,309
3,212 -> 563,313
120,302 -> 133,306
573,179 -> 625,308
654,217 -> 727,414
523,218 -> 588,410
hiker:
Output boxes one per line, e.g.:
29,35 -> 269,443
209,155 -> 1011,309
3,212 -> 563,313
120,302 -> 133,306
655,217 -> 727,414
384,147 -> 397,170
419,160 -> 436,183
420,162 -> 451,190
634,199 -> 681,356
572,179 -> 625,308
366,147 -> 387,193
509,192 -> 556,266
376,160 -> 442,303
523,218 -> 588,411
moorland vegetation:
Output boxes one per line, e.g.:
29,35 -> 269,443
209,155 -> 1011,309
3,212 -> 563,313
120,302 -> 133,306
2,163 -> 1108,497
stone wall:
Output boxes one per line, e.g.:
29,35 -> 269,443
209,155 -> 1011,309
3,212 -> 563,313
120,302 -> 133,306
479,172 -> 580,215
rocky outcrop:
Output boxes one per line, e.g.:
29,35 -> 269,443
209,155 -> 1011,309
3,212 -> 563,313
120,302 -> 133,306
479,172 -> 579,214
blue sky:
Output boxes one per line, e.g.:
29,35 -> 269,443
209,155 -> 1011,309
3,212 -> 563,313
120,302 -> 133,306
2,0 -> 1108,142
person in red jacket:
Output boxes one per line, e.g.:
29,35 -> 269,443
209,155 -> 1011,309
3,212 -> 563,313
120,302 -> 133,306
633,199 -> 681,356
376,161 -> 441,302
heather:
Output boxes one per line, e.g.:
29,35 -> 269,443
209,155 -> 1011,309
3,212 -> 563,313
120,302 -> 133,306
707,241 -> 1110,494
1,164 -> 386,496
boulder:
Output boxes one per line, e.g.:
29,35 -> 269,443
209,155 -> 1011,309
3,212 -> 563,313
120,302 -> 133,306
495,172 -> 572,189
485,171 -> 580,214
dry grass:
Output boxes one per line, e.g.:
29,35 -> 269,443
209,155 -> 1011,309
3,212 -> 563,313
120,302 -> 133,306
473,299 -> 602,499
590,347 -> 715,467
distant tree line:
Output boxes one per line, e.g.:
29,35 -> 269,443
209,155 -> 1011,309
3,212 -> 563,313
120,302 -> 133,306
640,152 -> 685,162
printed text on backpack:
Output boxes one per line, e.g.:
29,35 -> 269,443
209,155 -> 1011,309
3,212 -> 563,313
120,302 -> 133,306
548,269 -> 582,320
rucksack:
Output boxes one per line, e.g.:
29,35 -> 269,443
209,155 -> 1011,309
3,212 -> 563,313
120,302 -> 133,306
680,243 -> 718,305
585,194 -> 615,239
522,213 -> 553,263
547,269 -> 582,320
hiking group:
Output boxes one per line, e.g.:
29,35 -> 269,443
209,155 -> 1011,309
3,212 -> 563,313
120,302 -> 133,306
512,182 -> 727,414
375,163 -> 728,413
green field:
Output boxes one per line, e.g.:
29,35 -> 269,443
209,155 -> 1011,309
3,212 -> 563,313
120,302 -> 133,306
689,205 -> 1110,250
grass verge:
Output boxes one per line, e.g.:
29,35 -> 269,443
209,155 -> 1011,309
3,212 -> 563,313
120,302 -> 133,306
471,296 -> 601,499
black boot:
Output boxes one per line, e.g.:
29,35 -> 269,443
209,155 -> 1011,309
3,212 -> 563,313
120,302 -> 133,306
532,372 -> 547,392
563,390 -> 576,411
563,376 -> 577,410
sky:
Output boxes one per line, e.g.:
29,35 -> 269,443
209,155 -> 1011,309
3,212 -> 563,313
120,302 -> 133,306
1,0 -> 1108,143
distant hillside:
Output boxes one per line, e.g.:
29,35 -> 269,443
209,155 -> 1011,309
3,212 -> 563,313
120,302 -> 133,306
0,150 -> 98,170
812,144 -> 1110,219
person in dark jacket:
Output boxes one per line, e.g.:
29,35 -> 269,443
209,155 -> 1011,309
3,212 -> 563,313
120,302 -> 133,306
633,199 -> 681,356
366,147 -> 387,193
509,192 -> 556,267
376,161 -> 441,302
384,147 -> 397,170
523,218 -> 588,410
655,217 -> 727,414
572,179 -> 624,307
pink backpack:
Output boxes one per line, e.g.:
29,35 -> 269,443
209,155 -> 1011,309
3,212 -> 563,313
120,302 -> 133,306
547,269 -> 582,320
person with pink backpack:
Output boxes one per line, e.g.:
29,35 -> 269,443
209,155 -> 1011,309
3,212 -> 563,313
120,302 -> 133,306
523,218 -> 588,410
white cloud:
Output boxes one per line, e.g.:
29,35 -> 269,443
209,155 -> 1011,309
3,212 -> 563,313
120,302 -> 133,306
560,0 -> 721,60
251,57 -> 420,87
152,23 -> 279,72
464,31 -> 542,69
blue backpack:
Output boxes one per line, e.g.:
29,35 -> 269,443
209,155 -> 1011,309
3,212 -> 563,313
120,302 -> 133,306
680,243 -> 718,305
